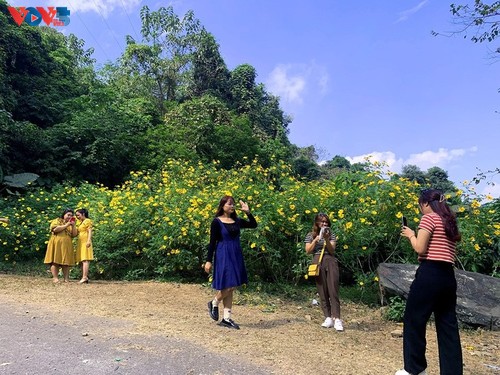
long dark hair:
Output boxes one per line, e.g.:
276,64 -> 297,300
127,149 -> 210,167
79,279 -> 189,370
311,212 -> 331,237
419,189 -> 461,242
76,208 -> 89,218
215,195 -> 237,220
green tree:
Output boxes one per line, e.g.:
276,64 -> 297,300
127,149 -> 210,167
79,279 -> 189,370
189,31 -> 231,101
401,164 -> 427,185
0,4 -> 91,127
122,6 -> 204,116
426,166 -> 456,193
439,1 -> 500,52
145,95 -> 259,169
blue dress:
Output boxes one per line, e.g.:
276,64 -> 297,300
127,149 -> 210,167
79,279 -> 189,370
212,218 -> 248,290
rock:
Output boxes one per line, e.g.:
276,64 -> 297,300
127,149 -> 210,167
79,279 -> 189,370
391,329 -> 403,338
377,263 -> 500,331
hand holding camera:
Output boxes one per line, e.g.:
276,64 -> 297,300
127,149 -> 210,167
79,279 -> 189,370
319,226 -> 330,238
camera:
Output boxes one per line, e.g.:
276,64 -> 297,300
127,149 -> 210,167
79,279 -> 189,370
320,227 -> 330,237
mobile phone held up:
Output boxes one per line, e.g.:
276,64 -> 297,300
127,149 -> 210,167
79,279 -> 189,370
70,217 -> 76,223
402,216 -> 408,227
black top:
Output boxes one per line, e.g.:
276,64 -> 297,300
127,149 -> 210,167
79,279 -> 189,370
206,213 -> 257,262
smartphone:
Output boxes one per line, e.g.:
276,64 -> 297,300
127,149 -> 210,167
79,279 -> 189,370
402,216 -> 408,227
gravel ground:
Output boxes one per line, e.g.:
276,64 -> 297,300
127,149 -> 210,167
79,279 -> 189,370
0,274 -> 498,375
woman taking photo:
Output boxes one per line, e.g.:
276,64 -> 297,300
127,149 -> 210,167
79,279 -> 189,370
75,208 -> 94,284
305,212 -> 343,331
204,196 -> 257,330
44,208 -> 77,283
396,188 -> 463,375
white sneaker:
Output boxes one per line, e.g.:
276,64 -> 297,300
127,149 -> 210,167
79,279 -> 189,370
333,318 -> 344,331
321,317 -> 334,328
395,369 -> 427,375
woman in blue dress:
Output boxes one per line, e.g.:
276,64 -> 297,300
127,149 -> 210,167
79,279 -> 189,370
204,195 -> 257,329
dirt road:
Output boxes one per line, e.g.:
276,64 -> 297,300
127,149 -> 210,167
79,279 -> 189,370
0,275 -> 498,375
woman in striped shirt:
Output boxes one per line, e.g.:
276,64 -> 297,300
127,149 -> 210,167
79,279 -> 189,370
396,188 -> 463,375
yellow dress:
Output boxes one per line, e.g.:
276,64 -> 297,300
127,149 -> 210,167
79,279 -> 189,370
43,218 -> 75,266
76,218 -> 94,262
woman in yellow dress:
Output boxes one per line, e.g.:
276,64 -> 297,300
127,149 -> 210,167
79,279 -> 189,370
75,208 -> 94,284
44,208 -> 77,283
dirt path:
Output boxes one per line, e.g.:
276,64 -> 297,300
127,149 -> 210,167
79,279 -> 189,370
0,274 -> 498,375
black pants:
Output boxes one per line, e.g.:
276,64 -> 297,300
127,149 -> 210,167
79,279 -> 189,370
403,260 -> 463,375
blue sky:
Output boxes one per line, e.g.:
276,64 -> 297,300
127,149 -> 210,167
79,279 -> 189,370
9,0 -> 500,198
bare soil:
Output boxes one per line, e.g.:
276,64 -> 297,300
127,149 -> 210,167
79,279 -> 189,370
0,274 -> 498,375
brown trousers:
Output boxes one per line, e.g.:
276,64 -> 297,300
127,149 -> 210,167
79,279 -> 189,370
313,253 -> 340,319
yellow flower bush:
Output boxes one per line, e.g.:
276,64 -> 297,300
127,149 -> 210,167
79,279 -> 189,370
0,158 -> 498,281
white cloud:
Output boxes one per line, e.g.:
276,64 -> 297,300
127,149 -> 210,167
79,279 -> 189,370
345,147 -> 477,175
266,64 -> 306,104
266,62 -> 329,104
346,151 -> 402,171
405,147 -> 477,171
70,0 -> 142,17
396,0 -> 429,23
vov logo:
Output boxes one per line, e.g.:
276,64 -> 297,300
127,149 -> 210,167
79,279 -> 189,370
7,6 -> 70,26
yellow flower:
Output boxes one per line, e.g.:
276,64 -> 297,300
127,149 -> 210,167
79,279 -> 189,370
374,276 -> 379,282
474,244 -> 480,251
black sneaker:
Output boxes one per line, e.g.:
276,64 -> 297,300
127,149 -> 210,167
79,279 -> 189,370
218,318 -> 240,330
208,301 -> 219,321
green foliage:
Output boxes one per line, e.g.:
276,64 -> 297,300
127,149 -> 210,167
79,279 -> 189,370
189,31 -> 231,101
1,159 -> 497,284
446,1 -> 500,45
121,5 -> 204,114
384,296 -> 406,322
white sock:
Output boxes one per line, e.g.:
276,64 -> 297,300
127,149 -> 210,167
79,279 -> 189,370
212,298 -> 219,307
223,308 -> 231,320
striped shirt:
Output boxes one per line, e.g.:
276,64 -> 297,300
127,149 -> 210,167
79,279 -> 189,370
304,232 -> 337,255
418,212 -> 456,263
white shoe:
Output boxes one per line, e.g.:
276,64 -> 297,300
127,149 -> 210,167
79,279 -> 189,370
395,369 -> 427,375
321,317 -> 334,328
333,318 -> 344,331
